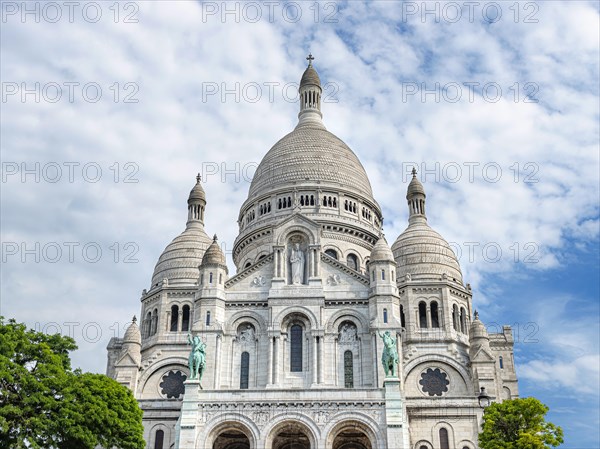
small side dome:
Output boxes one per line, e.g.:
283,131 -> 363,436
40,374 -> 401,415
201,235 -> 226,266
123,316 -> 141,345
188,173 -> 206,203
469,311 -> 489,340
370,237 -> 394,262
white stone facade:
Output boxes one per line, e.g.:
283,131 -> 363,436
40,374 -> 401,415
106,59 -> 518,449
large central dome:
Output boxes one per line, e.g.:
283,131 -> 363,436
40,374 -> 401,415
248,122 -> 374,200
232,57 -> 383,270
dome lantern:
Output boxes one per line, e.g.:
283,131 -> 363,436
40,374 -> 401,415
407,167 -> 426,224
297,53 -> 323,127
188,173 -> 206,225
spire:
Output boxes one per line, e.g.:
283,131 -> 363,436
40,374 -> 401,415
187,173 -> 207,226
297,53 -> 323,127
406,167 -> 427,223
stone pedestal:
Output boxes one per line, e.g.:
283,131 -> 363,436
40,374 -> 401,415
175,380 -> 201,449
383,377 -> 409,449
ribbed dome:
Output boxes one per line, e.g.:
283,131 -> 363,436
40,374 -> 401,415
248,124 -> 374,200
123,317 -> 141,344
201,235 -> 226,266
469,311 -> 488,340
188,174 -> 206,203
371,237 -> 394,262
300,64 -> 321,87
151,224 -> 212,287
392,221 -> 463,283
407,173 -> 425,197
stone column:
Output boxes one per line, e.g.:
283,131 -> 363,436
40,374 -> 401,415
312,335 -> 318,384
267,335 -> 274,385
318,335 -> 324,384
214,334 -> 221,389
274,336 -> 281,385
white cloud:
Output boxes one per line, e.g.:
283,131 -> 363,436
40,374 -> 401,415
1,0 -> 598,379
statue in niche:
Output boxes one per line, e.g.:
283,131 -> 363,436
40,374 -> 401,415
339,323 -> 357,343
238,325 -> 255,344
290,242 -> 305,285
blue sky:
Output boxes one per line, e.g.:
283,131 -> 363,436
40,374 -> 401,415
1,1 -> 599,447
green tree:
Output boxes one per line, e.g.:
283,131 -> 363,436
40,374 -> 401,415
479,397 -> 564,449
0,317 -> 145,449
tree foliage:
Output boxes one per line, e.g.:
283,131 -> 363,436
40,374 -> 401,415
0,317 -> 145,449
479,397 -> 564,449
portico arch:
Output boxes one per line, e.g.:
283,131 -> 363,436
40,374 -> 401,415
204,420 -> 257,449
324,416 -> 383,449
265,418 -> 317,449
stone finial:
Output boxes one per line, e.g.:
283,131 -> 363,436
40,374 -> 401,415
213,234 -> 218,242
411,166 -> 417,177
132,315 -> 137,324
306,53 -> 315,66
196,173 -> 201,183
474,310 -> 479,320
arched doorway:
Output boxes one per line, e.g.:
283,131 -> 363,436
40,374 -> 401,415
270,422 -> 312,449
328,421 -> 375,449
213,429 -> 250,449
332,429 -> 371,449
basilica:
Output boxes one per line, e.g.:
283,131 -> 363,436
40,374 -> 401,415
106,57 -> 518,449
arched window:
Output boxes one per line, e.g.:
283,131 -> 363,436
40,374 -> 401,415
499,356 -> 504,369
419,446 -> 428,449
439,428 -> 449,449
170,305 -> 179,332
209,272 -> 213,284
346,253 -> 358,271
400,305 -> 406,328
383,308 -> 388,323
290,324 -> 303,372
381,269 -> 385,280
181,305 -> 190,331
206,311 -> 211,326
452,304 -> 459,331
344,350 -> 353,388
310,195 -> 314,205
154,429 -> 164,449
460,307 -> 466,333
219,273 -> 222,284
240,351 -> 250,389
325,249 -> 338,260
145,311 -> 152,337
419,302 -> 428,328
151,308 -> 158,335
430,301 -> 440,328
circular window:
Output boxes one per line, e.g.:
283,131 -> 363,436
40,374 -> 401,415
419,367 -> 449,396
160,370 -> 187,399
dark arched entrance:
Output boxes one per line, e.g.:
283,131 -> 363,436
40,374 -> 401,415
271,422 -> 311,449
213,429 -> 250,449
329,421 -> 374,449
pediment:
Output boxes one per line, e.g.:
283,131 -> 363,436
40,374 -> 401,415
116,352 -> 139,368
471,346 -> 495,362
225,254 -> 273,292
272,212 -> 321,246
321,253 -> 370,288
